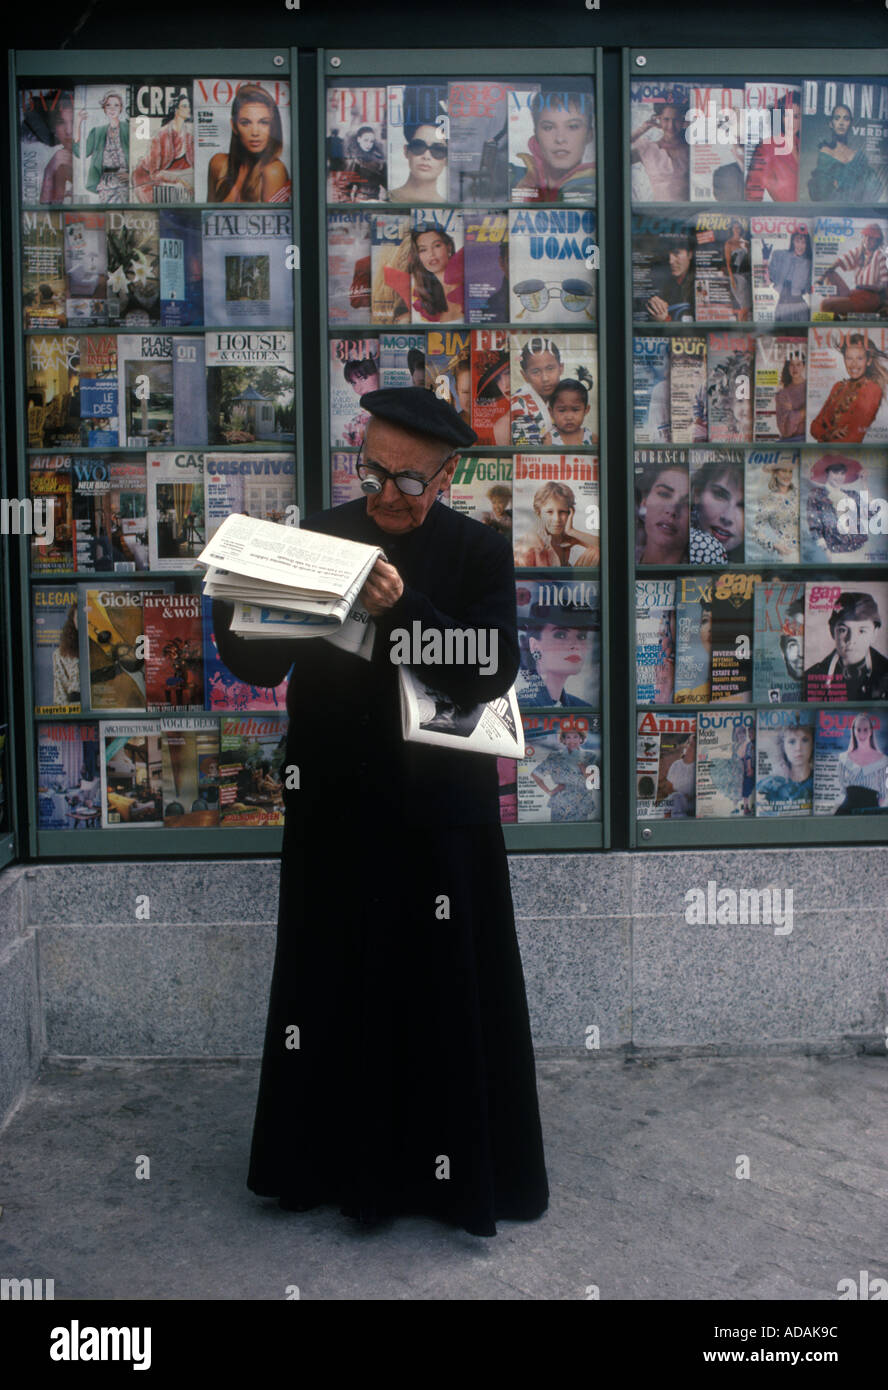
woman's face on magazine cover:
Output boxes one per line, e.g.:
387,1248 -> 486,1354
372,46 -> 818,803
642,468 -> 689,545
844,343 -> 867,380
695,470 -> 744,554
522,351 -> 562,399
783,727 -> 813,772
562,729 -> 584,751
532,624 -> 589,677
791,233 -> 808,256
534,101 -> 590,171
854,714 -> 875,747
234,103 -> 273,155
406,125 -> 445,181
699,607 -> 712,654
788,358 -> 806,384
830,105 -> 852,138
416,231 -> 451,274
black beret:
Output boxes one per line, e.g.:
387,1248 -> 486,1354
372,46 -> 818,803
360,386 -> 478,447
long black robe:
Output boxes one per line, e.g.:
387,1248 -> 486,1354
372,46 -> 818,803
213,496 -> 549,1237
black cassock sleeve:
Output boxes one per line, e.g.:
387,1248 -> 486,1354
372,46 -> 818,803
211,599 -> 299,689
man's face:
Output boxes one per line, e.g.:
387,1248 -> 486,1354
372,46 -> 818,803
669,247 -> 691,277
361,417 -> 458,535
834,619 -> 875,667
783,638 -> 803,679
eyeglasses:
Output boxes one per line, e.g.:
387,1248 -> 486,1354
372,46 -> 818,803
356,444 -> 455,497
405,138 -> 448,159
513,278 -> 595,314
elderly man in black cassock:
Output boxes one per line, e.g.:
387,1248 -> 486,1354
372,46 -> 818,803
213,388 -> 549,1239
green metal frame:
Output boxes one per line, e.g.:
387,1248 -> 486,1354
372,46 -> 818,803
9,48 -> 305,858
0,199 -> 18,869
622,47 -> 888,848
318,47 -> 608,852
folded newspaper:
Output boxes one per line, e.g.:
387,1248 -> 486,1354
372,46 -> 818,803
399,666 -> 525,759
196,513 -> 382,659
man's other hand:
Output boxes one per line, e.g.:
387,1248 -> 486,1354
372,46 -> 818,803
361,558 -> 405,616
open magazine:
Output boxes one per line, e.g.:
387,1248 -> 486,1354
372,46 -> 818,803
196,513 -> 383,625
398,665 -> 524,758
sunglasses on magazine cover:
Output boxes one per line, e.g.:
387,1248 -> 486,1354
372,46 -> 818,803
405,138 -> 448,159
513,278 -> 595,314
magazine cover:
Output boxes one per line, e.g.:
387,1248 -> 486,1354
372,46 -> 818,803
753,334 -> 807,442
752,579 -> 806,704
510,332 -> 598,447
37,723 -> 100,830
20,87 -> 75,204
515,577 -> 600,708
508,208 -> 596,325
709,570 -> 757,702
99,719 -> 164,828
379,332 -> 425,389
330,452 -> 363,506
370,213 -> 411,324
29,455 -> 74,574
706,333 -> 754,442
744,82 -> 802,203
688,85 -> 746,202
159,208 -> 203,327
636,710 -> 697,819
696,709 -> 756,817
508,81 -> 595,204
204,452 -> 296,540
202,596 -> 290,712
800,449 -> 888,565
129,81 -> 193,204
631,214 -> 695,324
449,456 -> 512,539
633,336 -> 671,444
689,450 -> 745,563
326,84 -> 387,203
387,83 -> 448,202
447,80 -> 509,203
193,78 -> 291,204
756,709 -> 814,817
32,586 -> 81,715
144,593 -> 204,711
517,713 -> 601,823
799,79 -> 888,204
106,209 -> 160,326
811,217 -> 888,321
470,328 -> 510,444
513,455 -> 599,569
171,335 -> 206,447
219,714 -> 287,826
636,579 -> 676,704
116,332 -> 173,448
814,709 -> 888,815
497,756 -> 517,825
64,212 -> 106,325
745,449 -> 800,563
674,573 -> 711,703
146,451 -> 205,568
329,337 -> 380,448
81,583 -> 171,713
22,210 -> 66,327
160,717 -> 220,826
202,209 -> 293,327
72,84 -> 132,204
804,580 -> 888,701
395,208 -> 464,325
634,449 -> 690,565
327,211 -> 373,325
78,333 -> 118,447
807,326 -> 888,445
205,331 -> 295,446
26,333 -> 81,449
629,80 -> 691,203
72,456 -> 148,573
750,215 -> 813,323
464,212 -> 509,323
425,329 -> 471,424
694,213 -> 751,321
669,335 -> 707,444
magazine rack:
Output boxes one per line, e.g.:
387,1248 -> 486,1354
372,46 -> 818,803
8,48 -> 305,858
623,48 -> 888,847
317,48 -> 610,852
